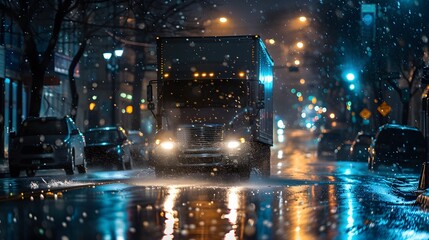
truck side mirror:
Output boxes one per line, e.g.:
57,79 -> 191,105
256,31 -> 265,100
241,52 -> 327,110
147,84 -> 153,102
257,83 -> 265,109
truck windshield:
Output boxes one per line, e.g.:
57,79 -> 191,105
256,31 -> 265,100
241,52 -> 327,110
161,79 -> 247,108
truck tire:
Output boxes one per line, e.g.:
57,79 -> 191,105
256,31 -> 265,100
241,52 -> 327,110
253,143 -> 270,176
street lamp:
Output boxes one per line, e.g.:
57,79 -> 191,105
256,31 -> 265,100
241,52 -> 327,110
103,49 -> 123,126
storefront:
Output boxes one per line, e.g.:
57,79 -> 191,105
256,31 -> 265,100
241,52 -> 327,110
0,46 -> 27,162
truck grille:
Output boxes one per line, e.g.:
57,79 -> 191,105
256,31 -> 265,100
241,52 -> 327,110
177,124 -> 224,149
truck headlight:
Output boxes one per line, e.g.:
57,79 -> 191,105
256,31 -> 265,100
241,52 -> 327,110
156,138 -> 175,150
227,141 -> 240,149
226,138 -> 246,149
160,141 -> 175,150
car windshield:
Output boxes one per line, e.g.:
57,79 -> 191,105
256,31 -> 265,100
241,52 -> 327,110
20,119 -> 68,136
161,79 -> 246,108
85,130 -> 120,144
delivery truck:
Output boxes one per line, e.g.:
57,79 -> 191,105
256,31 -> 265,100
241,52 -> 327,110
147,35 -> 274,177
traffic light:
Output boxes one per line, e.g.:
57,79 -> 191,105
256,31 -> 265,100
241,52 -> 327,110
346,73 -> 355,81
361,4 -> 376,45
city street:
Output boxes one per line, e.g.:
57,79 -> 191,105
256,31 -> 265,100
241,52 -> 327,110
1,129 -> 428,240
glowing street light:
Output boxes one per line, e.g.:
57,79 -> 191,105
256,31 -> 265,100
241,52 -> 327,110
103,49 -> 123,125
299,16 -> 307,22
296,41 -> 304,49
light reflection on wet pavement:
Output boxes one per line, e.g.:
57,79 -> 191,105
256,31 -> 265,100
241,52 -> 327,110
1,129 -> 429,240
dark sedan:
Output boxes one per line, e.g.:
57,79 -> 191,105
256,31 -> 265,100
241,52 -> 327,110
368,124 -> 426,172
84,126 -> 134,170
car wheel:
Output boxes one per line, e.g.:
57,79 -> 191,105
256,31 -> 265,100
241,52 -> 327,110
26,169 -> 36,177
65,149 -> 75,175
77,157 -> 87,174
9,167 -> 20,177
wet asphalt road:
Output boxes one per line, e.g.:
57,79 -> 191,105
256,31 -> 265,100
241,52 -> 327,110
1,129 -> 428,240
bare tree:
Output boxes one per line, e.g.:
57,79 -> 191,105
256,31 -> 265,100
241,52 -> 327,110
61,0 -> 213,124
0,0 -> 82,117
64,0 -> 128,121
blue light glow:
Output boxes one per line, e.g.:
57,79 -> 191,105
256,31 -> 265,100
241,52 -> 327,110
346,73 -> 355,81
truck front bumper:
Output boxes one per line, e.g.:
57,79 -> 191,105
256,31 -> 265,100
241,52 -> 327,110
150,147 -> 251,168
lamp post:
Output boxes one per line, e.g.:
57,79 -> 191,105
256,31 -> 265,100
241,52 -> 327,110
103,49 -> 123,126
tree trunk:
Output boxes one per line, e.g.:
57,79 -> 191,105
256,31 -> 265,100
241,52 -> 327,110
68,40 -> 87,121
28,69 -> 45,117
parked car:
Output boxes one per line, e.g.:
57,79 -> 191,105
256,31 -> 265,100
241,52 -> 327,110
84,126 -> 134,170
335,140 -> 353,161
368,124 -> 426,172
317,130 -> 349,159
127,130 -> 148,164
349,132 -> 373,161
8,116 -> 87,177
